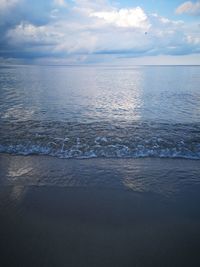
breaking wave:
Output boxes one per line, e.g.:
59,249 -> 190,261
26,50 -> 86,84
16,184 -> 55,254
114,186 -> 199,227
0,120 -> 200,159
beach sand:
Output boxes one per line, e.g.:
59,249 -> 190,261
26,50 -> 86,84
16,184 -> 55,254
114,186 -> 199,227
0,154 -> 200,266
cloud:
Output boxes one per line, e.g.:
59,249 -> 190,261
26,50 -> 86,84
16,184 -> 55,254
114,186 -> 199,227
90,7 -> 151,30
176,1 -> 200,15
0,0 -> 20,11
4,7 -> 151,56
186,35 -> 200,45
53,0 -> 67,7
0,0 -> 200,63
7,22 -> 54,45
6,20 -> 98,56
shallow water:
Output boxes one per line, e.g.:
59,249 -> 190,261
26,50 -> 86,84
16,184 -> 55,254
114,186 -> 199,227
1,155 -> 200,197
0,65 -> 200,159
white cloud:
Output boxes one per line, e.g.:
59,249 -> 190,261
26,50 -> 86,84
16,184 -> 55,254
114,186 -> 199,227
53,0 -> 67,7
6,22 -> 62,45
6,21 -> 98,55
187,35 -> 200,45
0,0 -> 20,11
91,7 -> 151,30
176,1 -> 200,15
7,22 -> 45,44
54,33 -> 98,54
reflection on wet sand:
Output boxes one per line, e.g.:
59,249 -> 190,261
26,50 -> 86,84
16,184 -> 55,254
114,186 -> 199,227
9,185 -> 26,202
1,154 -> 200,197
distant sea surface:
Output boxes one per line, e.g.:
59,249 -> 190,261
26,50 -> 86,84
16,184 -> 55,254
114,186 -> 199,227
0,65 -> 200,159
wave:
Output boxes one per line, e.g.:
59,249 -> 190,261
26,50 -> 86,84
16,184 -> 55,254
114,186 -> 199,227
0,144 -> 200,159
0,120 -> 200,159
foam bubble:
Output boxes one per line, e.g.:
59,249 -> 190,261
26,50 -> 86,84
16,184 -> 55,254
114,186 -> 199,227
0,121 -> 200,159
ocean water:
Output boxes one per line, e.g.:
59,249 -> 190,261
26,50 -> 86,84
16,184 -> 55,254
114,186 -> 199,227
1,65 -> 200,267
0,65 -> 200,159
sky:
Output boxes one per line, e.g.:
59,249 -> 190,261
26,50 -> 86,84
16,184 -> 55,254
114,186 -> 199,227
0,0 -> 200,65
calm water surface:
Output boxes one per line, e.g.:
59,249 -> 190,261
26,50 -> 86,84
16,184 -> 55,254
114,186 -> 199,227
0,65 -> 200,158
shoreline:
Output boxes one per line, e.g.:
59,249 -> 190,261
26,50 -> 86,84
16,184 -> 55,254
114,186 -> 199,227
1,152 -> 200,160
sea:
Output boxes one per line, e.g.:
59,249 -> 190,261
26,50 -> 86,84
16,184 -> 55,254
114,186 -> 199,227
0,64 -> 199,160
1,65 -> 200,267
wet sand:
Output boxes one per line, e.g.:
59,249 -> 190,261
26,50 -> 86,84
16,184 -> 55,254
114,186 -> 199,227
0,154 -> 200,266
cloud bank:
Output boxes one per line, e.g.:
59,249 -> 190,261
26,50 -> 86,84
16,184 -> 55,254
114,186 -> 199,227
0,0 -> 200,63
